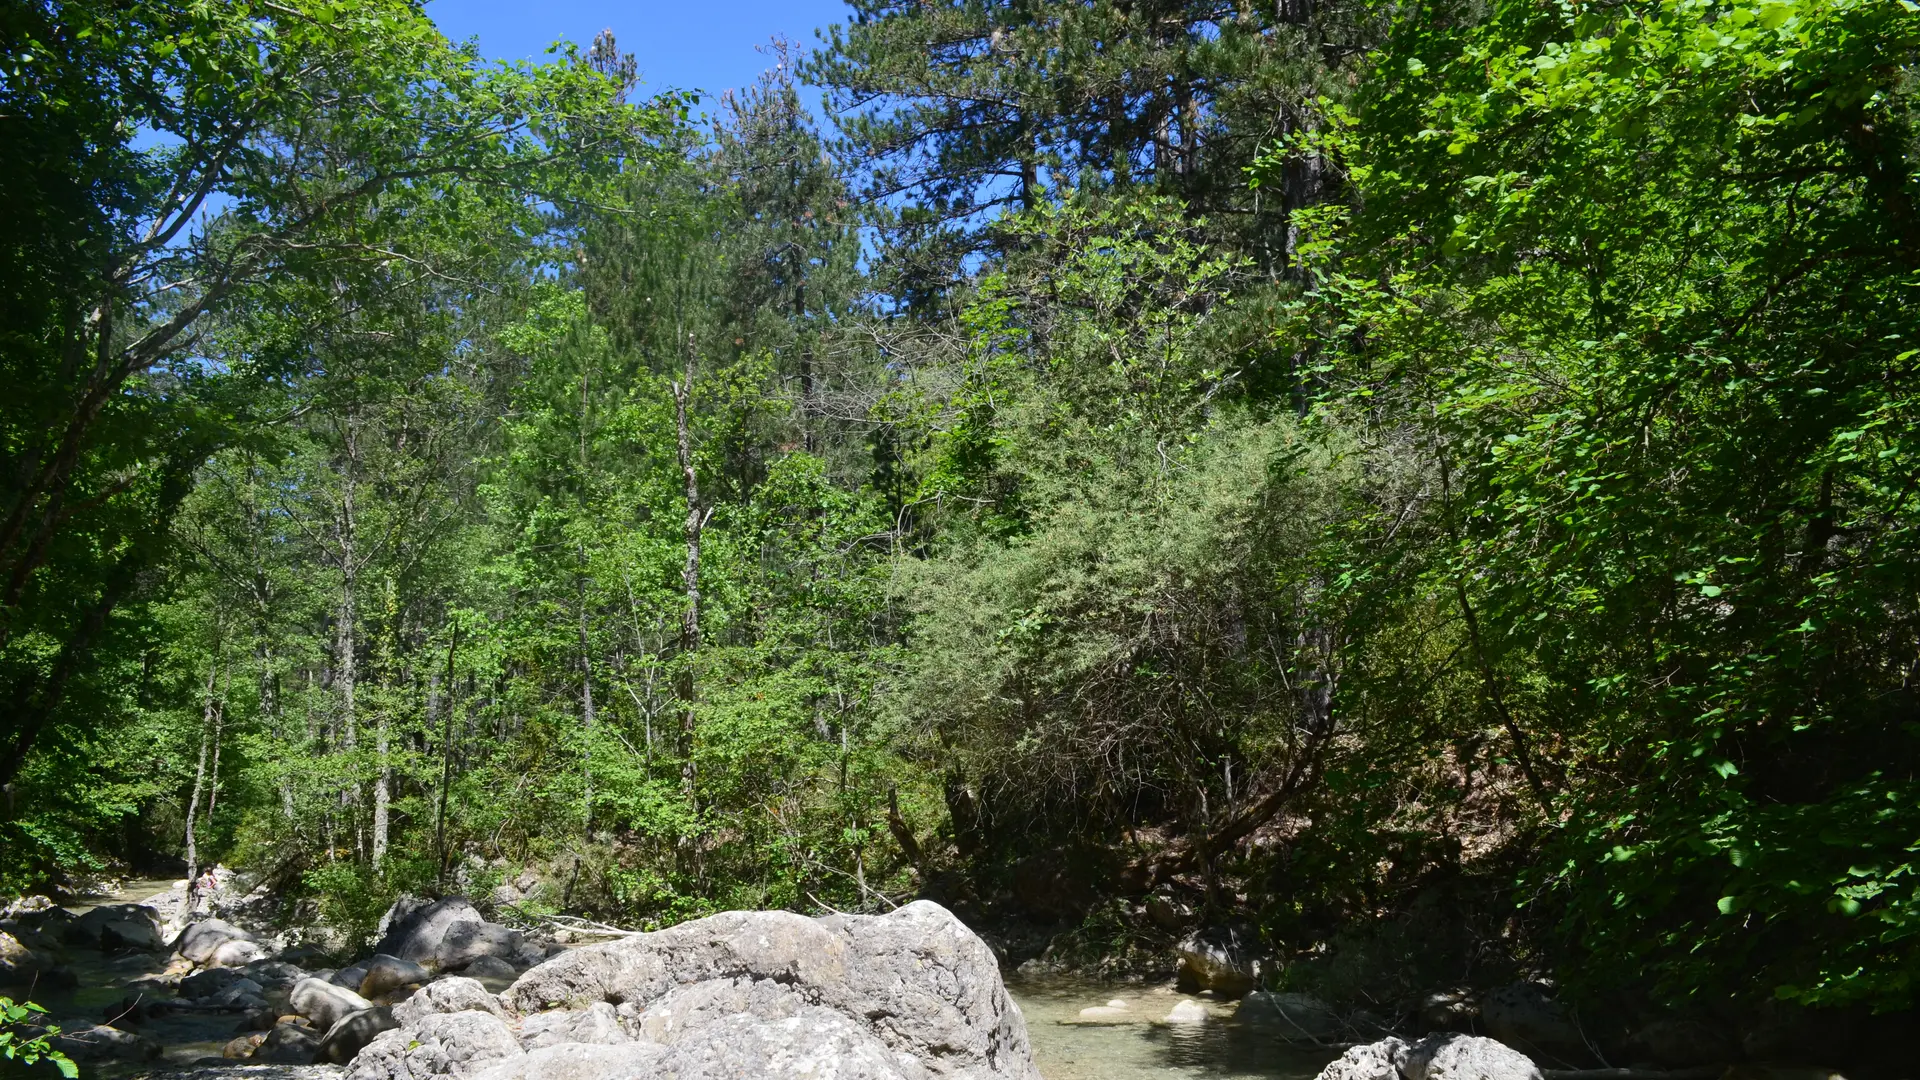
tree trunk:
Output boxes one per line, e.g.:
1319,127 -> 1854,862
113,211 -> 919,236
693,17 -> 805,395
673,337 -> 705,810
205,664 -> 229,830
337,413 -> 361,857
184,665 -> 218,883
435,627 -> 459,888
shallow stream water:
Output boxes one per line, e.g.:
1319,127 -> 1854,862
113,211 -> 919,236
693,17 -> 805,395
1007,976 -> 1340,1080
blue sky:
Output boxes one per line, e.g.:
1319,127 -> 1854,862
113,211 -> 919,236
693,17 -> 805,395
426,0 -> 854,112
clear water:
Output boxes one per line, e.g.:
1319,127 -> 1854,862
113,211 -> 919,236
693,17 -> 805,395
1008,976 -> 1340,1080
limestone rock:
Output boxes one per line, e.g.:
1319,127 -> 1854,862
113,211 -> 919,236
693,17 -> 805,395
319,1006 -> 400,1065
372,897 -> 485,967
346,1010 -> 522,1080
460,955 -> 517,982
1173,926 -> 1265,998
470,1042 -> 662,1080
0,929 -> 59,984
361,954 -> 432,999
248,960 -> 314,992
73,904 -> 162,951
334,965 -> 371,990
293,976 -> 377,1031
227,1032 -> 270,1059
1405,1033 -> 1544,1080
518,1002 -> 626,1049
393,977 -> 507,1026
498,900 -> 1037,1079
174,917 -> 259,965
257,1020 -> 325,1064
1315,1037 -> 1408,1080
51,1022 -> 163,1062
212,938 -> 271,968
182,966 -> 254,999
1240,991 -> 1341,1040
438,922 -> 524,970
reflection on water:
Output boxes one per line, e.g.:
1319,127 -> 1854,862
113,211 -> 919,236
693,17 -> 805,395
1008,976 -> 1341,1080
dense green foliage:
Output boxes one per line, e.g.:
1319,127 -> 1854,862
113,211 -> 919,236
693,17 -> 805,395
5,0 -> 1919,1037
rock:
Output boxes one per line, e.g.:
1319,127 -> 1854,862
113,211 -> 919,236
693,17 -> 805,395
227,1032 -> 270,1059
1165,999 -> 1209,1023
334,965 -> 371,989
52,1022 -> 163,1062
1074,1004 -> 1135,1023
1421,989 -> 1479,1032
257,1021 -> 325,1064
174,917 -> 258,964
393,977 -> 507,1026
183,966 -> 254,1000
1145,892 -> 1194,933
519,1003 -> 627,1049
100,917 -> 165,951
75,904 -> 162,948
471,1041 -> 660,1080
1479,983 -> 1586,1065
1625,1019 -> 1736,1069
372,897 -> 485,966
212,938 -> 271,968
248,960 -> 313,991
479,1010 -> 926,1080
1174,926 -> 1265,998
1404,1033 -> 1544,1080
318,1006 -> 399,1065
211,978 -> 271,1010
1240,991 -> 1341,1040
360,954 -> 432,998
1316,1036 -> 1408,1080
438,922 -> 524,970
346,1010 -> 522,1079
1,896 -> 54,918
292,976 -> 377,1031
494,900 -> 1037,1079
460,955 -> 517,982
144,1065 -> 341,1080
0,929 -> 60,984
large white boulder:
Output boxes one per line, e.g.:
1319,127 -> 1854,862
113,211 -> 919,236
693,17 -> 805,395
344,900 -> 1039,1080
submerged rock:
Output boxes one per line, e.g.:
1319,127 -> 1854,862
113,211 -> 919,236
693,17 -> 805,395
1165,999 -> 1209,1024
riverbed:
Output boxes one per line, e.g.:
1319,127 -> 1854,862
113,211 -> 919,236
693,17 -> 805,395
1007,976 -> 1339,1080
37,881 -> 1338,1080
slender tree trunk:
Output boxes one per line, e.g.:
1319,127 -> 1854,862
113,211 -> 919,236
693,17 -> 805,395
337,413 -> 361,858
672,337 -> 705,810
184,665 -> 218,883
204,664 -> 229,830
436,626 -> 459,888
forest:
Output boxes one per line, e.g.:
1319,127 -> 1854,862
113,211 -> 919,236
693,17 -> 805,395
4,0 -> 1918,1052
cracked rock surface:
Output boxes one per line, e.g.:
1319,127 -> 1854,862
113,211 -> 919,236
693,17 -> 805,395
343,900 -> 1039,1080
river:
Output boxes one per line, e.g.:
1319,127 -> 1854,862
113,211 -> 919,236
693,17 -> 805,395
1007,976 -> 1339,1080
